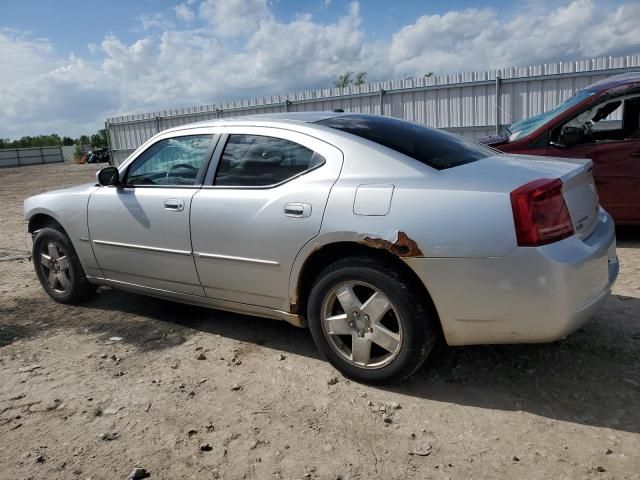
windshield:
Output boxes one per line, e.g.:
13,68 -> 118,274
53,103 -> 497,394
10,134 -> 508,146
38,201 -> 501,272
508,89 -> 596,141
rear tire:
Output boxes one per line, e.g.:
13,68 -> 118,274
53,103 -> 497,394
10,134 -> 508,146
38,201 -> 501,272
32,227 -> 96,304
307,256 -> 437,384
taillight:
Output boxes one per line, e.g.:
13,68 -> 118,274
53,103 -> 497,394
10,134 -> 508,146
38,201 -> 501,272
510,178 -> 574,246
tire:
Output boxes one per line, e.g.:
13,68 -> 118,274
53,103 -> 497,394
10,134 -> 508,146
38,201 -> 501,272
307,256 -> 437,384
32,227 -> 96,304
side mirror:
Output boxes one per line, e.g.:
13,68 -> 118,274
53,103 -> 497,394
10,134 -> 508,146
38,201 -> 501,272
556,126 -> 585,148
97,166 -> 120,186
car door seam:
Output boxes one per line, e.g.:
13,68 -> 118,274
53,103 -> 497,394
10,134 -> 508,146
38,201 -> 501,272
188,188 -> 207,295
86,188 -> 107,278
287,147 -> 346,311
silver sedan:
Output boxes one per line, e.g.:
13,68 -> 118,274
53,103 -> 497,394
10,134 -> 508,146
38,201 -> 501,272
23,113 -> 619,383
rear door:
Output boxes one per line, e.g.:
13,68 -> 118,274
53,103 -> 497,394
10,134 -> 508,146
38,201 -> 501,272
190,127 -> 343,311
88,131 -> 216,295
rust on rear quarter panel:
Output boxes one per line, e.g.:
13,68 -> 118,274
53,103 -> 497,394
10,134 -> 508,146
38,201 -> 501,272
362,231 -> 424,257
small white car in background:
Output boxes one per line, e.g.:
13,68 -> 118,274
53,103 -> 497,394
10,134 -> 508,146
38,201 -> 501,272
24,113 -> 618,383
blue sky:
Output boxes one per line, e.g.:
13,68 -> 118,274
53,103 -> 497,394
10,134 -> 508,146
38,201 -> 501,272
4,0 -> 520,53
1,0 -> 639,138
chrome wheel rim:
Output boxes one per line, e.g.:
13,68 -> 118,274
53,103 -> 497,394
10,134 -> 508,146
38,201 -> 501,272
39,241 -> 72,294
321,280 -> 403,369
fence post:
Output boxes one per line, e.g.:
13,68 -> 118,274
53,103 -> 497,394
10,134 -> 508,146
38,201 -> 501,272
104,121 -> 114,166
16,148 -> 21,166
495,75 -> 502,135
284,100 -> 292,112
155,116 -> 161,134
379,89 -> 386,116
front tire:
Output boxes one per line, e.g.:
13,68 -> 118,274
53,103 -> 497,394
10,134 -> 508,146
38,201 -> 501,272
307,257 -> 437,384
32,227 -> 96,304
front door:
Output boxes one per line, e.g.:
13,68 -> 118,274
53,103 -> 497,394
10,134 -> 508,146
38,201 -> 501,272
548,140 -> 640,222
190,127 -> 343,311
88,133 -> 216,295
546,94 -> 640,222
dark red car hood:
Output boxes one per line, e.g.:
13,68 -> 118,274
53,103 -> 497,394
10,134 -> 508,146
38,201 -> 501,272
476,134 -> 509,147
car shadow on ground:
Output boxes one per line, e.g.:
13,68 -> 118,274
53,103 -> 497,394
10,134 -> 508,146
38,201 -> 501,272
77,288 -> 320,356
616,225 -> 640,246
71,285 -> 640,436
384,295 -> 640,435
5,227 -> 637,433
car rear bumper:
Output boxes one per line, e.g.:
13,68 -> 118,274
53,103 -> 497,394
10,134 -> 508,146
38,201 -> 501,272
404,208 -> 618,346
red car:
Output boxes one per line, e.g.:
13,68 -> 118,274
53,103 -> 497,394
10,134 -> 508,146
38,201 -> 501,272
480,72 -> 640,225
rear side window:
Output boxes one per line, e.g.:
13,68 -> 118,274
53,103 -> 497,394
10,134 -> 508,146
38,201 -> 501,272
215,134 -> 325,186
316,115 -> 495,170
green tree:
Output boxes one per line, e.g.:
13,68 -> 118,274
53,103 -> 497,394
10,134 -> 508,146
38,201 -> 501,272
354,71 -> 367,86
335,71 -> 353,89
0,129 -> 108,150
90,129 -> 108,148
47,134 -> 62,146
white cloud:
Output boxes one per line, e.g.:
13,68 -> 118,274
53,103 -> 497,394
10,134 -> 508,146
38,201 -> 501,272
174,3 -> 196,22
384,0 -> 640,77
138,13 -> 174,32
199,0 -> 271,37
1,0 -> 639,138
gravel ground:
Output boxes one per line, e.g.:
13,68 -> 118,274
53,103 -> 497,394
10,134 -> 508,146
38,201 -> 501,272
0,162 -> 639,480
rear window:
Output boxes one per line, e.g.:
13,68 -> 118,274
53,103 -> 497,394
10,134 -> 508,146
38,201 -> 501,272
316,115 -> 496,170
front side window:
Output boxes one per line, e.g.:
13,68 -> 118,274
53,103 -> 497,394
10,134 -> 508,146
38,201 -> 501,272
125,135 -> 213,186
215,134 -> 325,186
552,94 -> 640,146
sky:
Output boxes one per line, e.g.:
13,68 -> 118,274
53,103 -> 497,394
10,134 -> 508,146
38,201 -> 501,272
1,0 -> 639,139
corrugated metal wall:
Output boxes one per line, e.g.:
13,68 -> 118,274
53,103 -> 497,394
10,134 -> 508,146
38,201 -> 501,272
0,146 -> 64,168
106,55 -> 640,166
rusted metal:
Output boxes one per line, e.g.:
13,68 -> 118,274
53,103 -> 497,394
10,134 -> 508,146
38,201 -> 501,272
362,231 -> 424,257
289,234 -> 422,319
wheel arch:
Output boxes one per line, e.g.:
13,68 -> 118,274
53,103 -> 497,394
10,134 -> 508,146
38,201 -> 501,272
26,208 -> 102,279
28,212 -> 68,236
291,239 -> 442,336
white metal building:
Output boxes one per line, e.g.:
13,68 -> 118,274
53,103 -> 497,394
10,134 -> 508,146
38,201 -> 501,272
105,54 -> 640,166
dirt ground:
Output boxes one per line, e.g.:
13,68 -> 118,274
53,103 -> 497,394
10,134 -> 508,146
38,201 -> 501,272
0,162 -> 639,480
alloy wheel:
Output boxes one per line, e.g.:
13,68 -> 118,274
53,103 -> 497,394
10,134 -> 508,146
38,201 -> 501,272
320,280 -> 403,369
39,241 -> 72,294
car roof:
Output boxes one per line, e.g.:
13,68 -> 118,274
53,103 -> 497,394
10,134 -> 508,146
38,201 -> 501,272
163,111 -> 348,134
585,71 -> 640,93
237,112 -> 347,122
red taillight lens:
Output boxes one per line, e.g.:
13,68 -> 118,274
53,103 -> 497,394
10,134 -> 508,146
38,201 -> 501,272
510,178 -> 574,246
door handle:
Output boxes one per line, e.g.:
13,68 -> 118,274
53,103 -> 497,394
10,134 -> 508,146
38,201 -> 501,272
631,152 -> 640,158
164,199 -> 184,212
284,202 -> 312,218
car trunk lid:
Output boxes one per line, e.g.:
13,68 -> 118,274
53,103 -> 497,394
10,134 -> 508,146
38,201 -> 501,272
446,154 -> 600,241
557,160 -> 599,239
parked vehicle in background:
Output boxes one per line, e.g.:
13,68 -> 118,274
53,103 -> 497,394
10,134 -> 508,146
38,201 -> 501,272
24,113 -> 618,383
478,72 -> 640,225
87,148 -> 111,164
